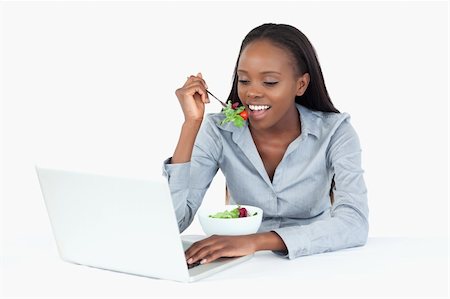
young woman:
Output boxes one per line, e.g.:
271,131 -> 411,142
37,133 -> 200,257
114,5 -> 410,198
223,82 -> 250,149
163,23 -> 368,265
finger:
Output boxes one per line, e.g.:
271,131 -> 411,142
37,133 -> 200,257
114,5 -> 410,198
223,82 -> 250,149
197,72 -> 208,88
199,249 -> 226,265
184,75 -> 205,88
185,240 -> 204,256
185,239 -> 212,261
184,80 -> 208,99
184,83 -> 208,104
189,75 -> 208,91
184,75 -> 195,86
185,235 -> 221,261
194,87 -> 207,104
186,239 -> 220,264
194,74 -> 209,102
187,245 -> 216,265
185,72 -> 208,90
184,241 -> 204,262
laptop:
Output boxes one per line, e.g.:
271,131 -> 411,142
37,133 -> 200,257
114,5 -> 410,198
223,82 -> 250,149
35,166 -> 253,282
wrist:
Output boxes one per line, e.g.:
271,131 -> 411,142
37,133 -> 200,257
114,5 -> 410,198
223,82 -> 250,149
252,231 -> 287,252
183,119 -> 203,127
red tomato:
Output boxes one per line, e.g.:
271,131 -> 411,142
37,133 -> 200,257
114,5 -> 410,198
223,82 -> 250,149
239,109 -> 248,121
238,207 -> 248,217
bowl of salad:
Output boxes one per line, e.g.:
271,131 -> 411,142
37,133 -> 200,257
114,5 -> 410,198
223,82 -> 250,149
198,205 -> 263,236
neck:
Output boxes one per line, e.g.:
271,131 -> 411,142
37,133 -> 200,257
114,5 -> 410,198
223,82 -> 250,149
249,104 -> 301,139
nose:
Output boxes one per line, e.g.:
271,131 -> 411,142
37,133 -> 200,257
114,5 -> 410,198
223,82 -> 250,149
246,87 -> 262,99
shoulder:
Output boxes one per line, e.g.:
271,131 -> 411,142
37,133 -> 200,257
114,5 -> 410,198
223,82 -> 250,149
194,111 -> 228,144
298,104 -> 352,139
203,110 -> 243,134
204,111 -> 225,126
191,112 -> 226,159
305,107 -> 363,162
201,111 -> 226,134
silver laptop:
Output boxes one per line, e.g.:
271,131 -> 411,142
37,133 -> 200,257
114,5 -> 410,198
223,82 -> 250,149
35,166 -> 252,282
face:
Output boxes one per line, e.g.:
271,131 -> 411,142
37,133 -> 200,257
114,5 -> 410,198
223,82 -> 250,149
237,39 -> 310,132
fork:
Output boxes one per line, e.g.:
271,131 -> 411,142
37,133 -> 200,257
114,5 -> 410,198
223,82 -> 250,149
206,90 -> 227,108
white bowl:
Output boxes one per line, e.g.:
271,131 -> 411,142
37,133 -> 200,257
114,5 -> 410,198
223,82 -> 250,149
198,205 -> 263,236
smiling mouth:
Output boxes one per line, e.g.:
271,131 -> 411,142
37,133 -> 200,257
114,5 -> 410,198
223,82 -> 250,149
247,104 -> 271,121
248,104 -> 271,111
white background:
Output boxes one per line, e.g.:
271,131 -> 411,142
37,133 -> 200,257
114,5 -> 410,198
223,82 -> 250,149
1,1 -> 448,298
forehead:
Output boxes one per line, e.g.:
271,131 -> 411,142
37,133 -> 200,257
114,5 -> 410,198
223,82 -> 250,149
237,40 -> 294,74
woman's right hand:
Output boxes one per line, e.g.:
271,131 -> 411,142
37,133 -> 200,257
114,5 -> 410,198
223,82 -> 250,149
175,72 -> 210,122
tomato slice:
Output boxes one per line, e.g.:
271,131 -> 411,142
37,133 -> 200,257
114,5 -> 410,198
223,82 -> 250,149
239,109 -> 248,121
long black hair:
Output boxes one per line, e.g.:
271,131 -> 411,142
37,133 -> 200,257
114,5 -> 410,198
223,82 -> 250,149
227,23 -> 339,113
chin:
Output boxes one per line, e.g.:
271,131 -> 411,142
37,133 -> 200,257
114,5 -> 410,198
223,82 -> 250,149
249,118 -> 276,131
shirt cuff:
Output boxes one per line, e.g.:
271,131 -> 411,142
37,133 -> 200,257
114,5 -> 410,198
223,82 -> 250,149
270,226 -> 311,260
162,157 -> 191,189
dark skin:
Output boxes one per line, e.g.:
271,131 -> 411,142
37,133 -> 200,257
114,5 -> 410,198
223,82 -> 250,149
252,129 -> 300,182
238,40 -> 308,182
183,39 -> 310,265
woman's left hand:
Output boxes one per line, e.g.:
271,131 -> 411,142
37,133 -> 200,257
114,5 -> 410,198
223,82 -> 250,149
185,234 -> 257,265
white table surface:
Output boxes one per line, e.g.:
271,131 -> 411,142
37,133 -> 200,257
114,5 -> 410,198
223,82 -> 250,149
1,236 -> 448,298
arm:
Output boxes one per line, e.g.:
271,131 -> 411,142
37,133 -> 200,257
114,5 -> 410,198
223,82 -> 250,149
163,73 -> 222,232
271,119 -> 369,259
171,73 -> 208,164
254,232 -> 288,253
184,118 -> 368,265
162,116 -> 222,233
171,120 -> 202,164
185,231 -> 286,265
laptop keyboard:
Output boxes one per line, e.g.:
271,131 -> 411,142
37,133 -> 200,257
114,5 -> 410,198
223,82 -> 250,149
187,260 -> 202,269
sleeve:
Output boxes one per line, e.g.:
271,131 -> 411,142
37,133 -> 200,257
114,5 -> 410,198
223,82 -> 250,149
271,118 -> 369,259
162,116 -> 222,233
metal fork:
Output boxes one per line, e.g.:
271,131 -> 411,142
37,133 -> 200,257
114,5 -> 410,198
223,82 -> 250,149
206,90 -> 227,108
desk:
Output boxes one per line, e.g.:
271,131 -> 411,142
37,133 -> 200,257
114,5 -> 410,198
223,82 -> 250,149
1,236 -> 448,298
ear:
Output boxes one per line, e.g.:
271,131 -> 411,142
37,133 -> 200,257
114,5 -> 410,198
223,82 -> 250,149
296,73 -> 310,96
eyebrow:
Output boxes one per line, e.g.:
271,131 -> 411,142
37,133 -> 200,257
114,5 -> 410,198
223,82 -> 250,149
237,69 -> 281,75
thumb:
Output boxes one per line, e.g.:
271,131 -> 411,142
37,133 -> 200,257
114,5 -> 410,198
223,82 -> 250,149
197,72 -> 203,78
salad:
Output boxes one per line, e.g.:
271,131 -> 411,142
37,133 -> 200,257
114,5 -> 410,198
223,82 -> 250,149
209,205 -> 258,218
219,101 -> 248,128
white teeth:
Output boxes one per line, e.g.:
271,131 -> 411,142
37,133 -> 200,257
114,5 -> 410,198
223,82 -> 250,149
249,104 -> 271,111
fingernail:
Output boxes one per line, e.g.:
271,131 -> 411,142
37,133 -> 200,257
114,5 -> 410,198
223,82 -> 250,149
200,259 -> 207,264
187,258 -> 193,264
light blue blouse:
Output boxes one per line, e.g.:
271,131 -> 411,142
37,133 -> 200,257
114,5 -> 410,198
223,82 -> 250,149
162,103 -> 369,259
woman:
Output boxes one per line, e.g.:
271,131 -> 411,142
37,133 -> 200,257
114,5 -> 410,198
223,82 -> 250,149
163,23 -> 368,265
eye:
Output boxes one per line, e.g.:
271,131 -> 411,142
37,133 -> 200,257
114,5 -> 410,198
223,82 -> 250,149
264,82 -> 278,86
238,80 -> 250,85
